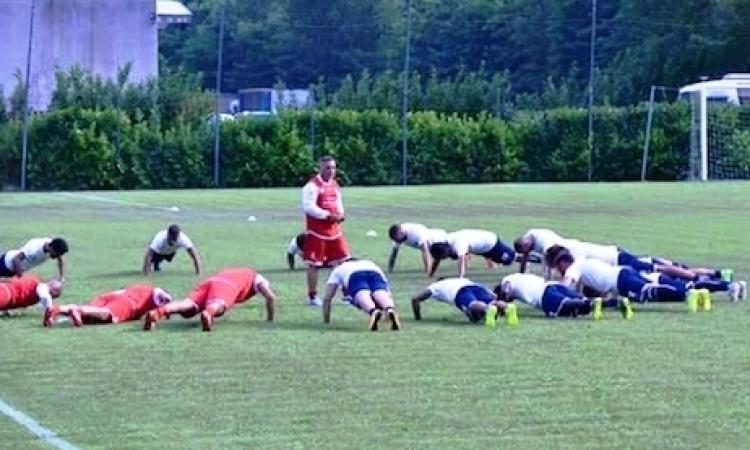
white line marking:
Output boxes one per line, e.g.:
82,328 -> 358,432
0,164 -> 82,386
58,192 -> 179,212
0,398 -> 81,450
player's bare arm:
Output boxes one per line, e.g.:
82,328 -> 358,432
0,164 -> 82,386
142,249 -> 155,276
420,243 -> 432,275
428,258 -> 442,277
11,252 -> 26,276
411,289 -> 432,320
387,246 -> 399,273
56,256 -> 65,279
322,283 -> 338,323
187,248 -> 202,275
258,283 -> 276,321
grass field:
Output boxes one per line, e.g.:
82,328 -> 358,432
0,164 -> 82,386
1,182 -> 750,449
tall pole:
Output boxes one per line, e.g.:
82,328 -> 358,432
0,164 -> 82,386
587,0 -> 597,182
641,85 -> 656,181
20,0 -> 36,191
400,0 -> 413,186
213,3 -> 226,187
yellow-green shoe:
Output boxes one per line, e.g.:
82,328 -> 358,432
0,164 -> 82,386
686,289 -> 699,313
699,289 -> 712,312
593,297 -> 603,321
505,304 -> 519,327
485,305 -> 498,328
620,298 -> 634,320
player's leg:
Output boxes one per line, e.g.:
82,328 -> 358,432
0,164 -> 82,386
303,234 -> 327,306
200,282 -> 238,332
352,290 -> 381,331
144,297 -> 202,330
372,289 -> 401,331
542,284 -> 594,319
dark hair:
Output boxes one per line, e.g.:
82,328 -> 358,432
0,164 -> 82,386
388,224 -> 401,241
49,237 -> 68,256
544,244 -> 568,267
493,284 -> 505,300
167,224 -> 181,239
318,155 -> 335,164
513,236 -> 529,253
295,233 -> 306,251
429,242 -> 452,260
553,251 -> 575,266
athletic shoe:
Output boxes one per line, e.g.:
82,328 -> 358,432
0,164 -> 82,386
484,305 -> 498,328
308,297 -> 322,307
729,282 -> 742,303
698,289 -> 712,311
592,297 -> 603,321
43,306 -> 59,327
686,289 -> 699,313
367,309 -> 382,331
505,304 -> 519,327
620,298 -> 634,320
69,307 -> 83,328
388,310 -> 402,331
740,281 -> 747,300
200,311 -> 214,332
720,269 -> 734,283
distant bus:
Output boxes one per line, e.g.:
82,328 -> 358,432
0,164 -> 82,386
237,88 -> 312,116
679,73 -> 750,105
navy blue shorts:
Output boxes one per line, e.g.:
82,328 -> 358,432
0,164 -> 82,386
347,270 -> 389,297
541,284 -> 590,317
480,240 -> 516,266
617,249 -> 654,272
616,267 -> 648,298
455,285 -> 495,322
0,254 -> 14,277
151,252 -> 176,263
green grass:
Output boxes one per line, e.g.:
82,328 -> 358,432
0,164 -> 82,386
1,182 -> 750,449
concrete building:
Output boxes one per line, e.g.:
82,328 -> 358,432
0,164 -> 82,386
0,0 -> 190,111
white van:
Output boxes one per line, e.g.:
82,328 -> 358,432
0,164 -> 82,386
679,73 -> 750,105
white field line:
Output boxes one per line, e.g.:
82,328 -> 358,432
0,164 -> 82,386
0,398 -> 81,450
58,192 -> 180,212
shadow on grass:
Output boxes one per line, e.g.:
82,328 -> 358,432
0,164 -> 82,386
120,316 -> 363,334
89,269 -> 147,279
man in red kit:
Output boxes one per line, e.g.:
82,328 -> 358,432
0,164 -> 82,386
302,155 -> 351,306
0,276 -> 62,321
44,283 -> 171,327
143,267 -> 276,332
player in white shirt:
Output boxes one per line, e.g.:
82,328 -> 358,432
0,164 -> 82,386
552,251 -> 705,315
387,223 -> 449,274
0,237 -> 68,279
321,259 -> 401,331
286,233 -> 305,270
142,224 -> 202,276
496,273 -> 601,319
428,229 -> 516,278
411,277 -> 518,327
513,228 -> 565,277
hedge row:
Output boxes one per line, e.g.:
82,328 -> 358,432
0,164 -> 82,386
0,103 -> 696,190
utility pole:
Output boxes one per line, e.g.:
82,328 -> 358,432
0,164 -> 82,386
400,0 -> 413,186
20,0 -> 36,191
587,0 -> 597,182
213,3 -> 226,187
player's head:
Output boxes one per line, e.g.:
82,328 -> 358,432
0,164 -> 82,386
429,242 -> 455,260
544,244 -> 568,268
318,155 -> 336,181
47,279 -> 63,298
514,235 -> 533,253
167,224 -> 181,244
388,224 -> 406,243
552,251 -> 575,272
295,233 -> 306,251
492,284 -> 507,301
47,238 -> 68,258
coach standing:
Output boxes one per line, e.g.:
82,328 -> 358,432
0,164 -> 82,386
301,155 -> 350,306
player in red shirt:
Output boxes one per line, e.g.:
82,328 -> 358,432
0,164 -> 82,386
301,155 -> 351,306
143,267 -> 276,332
0,275 -> 62,321
44,283 -> 171,327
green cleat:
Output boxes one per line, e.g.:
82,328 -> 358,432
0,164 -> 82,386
505,304 -> 519,327
592,297 -> 603,321
720,269 -> 734,283
699,289 -> 712,311
620,298 -> 634,320
686,289 -> 699,313
485,305 -> 498,328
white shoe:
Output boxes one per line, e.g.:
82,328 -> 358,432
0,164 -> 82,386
728,282 -> 742,302
739,281 -> 747,301
308,297 -> 322,307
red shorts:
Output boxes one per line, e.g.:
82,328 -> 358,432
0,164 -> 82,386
0,283 -> 12,309
90,293 -> 132,323
184,279 -> 238,316
303,234 -> 350,267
